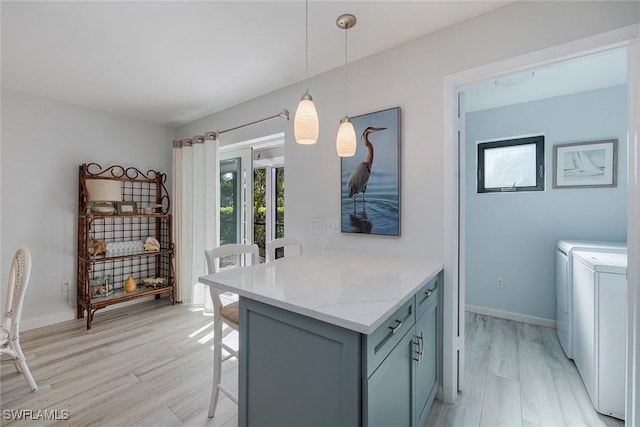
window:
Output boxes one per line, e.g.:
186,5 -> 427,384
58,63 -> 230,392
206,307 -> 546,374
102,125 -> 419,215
477,135 -> 544,193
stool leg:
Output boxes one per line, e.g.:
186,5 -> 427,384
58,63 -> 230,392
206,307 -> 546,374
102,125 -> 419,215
208,317 -> 223,418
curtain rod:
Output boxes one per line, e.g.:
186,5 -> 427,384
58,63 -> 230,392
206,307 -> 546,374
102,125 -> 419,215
173,109 -> 289,148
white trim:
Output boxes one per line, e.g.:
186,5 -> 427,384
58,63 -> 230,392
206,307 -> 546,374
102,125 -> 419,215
443,23 -> 639,407
22,295 -> 159,331
442,78 -> 460,403
626,37 -> 640,427
219,132 -> 285,153
22,311 -> 75,331
466,304 -> 556,329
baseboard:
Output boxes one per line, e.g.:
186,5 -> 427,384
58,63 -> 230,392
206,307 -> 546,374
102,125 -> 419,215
22,310 -> 76,331
465,304 -> 556,328
21,296 -> 158,331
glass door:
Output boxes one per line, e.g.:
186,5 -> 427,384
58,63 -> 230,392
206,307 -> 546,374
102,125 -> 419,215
219,137 -> 284,263
253,166 -> 285,259
219,147 -> 253,247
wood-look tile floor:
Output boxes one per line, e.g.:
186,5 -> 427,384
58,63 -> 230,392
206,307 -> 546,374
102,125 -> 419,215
426,312 -> 625,427
1,301 -> 625,426
1,299 -> 238,427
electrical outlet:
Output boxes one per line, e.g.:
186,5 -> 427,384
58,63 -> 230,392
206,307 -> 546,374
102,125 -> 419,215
327,219 -> 340,233
311,219 -> 322,234
497,278 -> 504,288
62,281 -> 71,292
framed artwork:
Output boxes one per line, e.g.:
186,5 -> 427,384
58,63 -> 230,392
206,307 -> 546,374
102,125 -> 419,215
553,139 -> 618,188
341,107 -> 400,235
116,201 -> 138,215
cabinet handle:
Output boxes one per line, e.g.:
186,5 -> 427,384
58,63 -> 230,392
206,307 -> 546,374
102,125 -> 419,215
413,334 -> 424,365
424,282 -> 438,298
413,338 -> 421,363
388,319 -> 403,334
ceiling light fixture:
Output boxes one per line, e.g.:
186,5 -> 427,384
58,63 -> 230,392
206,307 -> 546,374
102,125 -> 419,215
335,13 -> 357,157
494,71 -> 535,87
294,0 -> 319,145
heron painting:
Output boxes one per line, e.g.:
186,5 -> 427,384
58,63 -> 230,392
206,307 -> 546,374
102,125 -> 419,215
341,107 -> 400,235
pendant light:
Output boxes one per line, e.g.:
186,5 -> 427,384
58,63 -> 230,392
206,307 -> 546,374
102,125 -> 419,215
294,0 -> 319,145
335,13 -> 357,157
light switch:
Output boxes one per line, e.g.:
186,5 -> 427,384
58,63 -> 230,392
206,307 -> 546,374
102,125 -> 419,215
311,219 -> 322,234
327,219 -> 339,233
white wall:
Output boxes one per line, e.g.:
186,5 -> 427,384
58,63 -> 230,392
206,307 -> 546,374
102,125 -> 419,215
1,89 -> 174,329
176,2 -> 639,263
465,85 -> 628,321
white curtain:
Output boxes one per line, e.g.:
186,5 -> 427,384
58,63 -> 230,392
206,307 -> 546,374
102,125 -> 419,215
172,138 -> 219,307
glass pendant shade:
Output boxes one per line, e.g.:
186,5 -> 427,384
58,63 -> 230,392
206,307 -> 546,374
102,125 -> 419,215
294,93 -> 319,145
336,116 -> 357,157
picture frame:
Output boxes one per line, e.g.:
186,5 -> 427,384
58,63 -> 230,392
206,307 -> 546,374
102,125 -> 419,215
552,139 -> 618,189
340,107 -> 400,236
116,201 -> 138,215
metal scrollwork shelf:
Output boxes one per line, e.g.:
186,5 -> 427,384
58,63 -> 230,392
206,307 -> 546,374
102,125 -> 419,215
77,163 -> 175,329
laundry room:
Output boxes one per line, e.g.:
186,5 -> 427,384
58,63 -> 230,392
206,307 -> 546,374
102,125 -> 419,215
463,49 -> 627,323
460,48 -> 628,421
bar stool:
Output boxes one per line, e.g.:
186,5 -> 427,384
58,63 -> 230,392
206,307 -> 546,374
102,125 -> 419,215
204,243 -> 259,418
266,238 -> 303,262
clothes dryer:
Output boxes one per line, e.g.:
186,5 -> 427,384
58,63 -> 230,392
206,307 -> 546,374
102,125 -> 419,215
572,250 -> 627,420
555,240 -> 625,359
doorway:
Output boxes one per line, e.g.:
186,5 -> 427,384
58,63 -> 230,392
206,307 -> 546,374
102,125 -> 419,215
218,134 -> 286,261
460,48 -> 628,324
442,28 -> 639,413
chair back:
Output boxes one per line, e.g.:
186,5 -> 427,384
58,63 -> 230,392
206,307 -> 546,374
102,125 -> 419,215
204,244 -> 260,274
3,248 -> 32,336
204,244 -> 259,326
266,238 -> 303,262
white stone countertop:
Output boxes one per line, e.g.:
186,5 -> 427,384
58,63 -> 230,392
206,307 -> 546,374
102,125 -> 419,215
199,252 -> 443,334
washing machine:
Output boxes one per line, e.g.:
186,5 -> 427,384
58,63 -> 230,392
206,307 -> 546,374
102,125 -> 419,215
572,250 -> 627,420
555,240 -> 625,359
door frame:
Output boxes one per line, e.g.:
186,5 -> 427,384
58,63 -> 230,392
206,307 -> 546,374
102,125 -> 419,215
219,132 -> 286,247
442,24 -> 640,412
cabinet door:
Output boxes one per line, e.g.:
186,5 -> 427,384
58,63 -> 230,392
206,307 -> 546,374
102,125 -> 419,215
364,329 -> 415,427
414,297 -> 438,427
240,297 -> 360,427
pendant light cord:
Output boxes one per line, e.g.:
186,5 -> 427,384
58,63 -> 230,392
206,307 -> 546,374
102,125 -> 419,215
344,26 -> 348,116
305,0 -> 309,94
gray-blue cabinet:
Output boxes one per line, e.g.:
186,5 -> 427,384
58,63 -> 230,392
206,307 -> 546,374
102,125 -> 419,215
363,328 -> 414,426
238,270 -> 441,427
414,281 -> 439,427
363,275 -> 439,427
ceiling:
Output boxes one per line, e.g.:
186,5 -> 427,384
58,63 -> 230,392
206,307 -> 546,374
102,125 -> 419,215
1,1 -> 512,127
2,2 -> 627,128
463,48 -> 628,112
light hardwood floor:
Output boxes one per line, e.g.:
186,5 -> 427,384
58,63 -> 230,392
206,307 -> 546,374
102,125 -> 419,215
426,312 -> 625,427
1,301 -> 625,426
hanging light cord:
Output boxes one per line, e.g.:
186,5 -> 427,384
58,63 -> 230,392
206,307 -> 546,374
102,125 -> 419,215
344,25 -> 349,116
305,0 -> 309,94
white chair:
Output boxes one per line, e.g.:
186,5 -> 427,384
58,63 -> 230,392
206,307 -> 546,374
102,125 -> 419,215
1,248 -> 37,391
266,237 -> 303,262
204,243 -> 259,418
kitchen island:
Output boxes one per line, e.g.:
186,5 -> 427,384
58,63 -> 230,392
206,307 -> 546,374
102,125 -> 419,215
200,252 -> 443,427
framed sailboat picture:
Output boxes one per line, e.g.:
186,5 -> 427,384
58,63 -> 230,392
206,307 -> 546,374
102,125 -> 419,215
340,107 -> 400,235
553,139 -> 618,188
